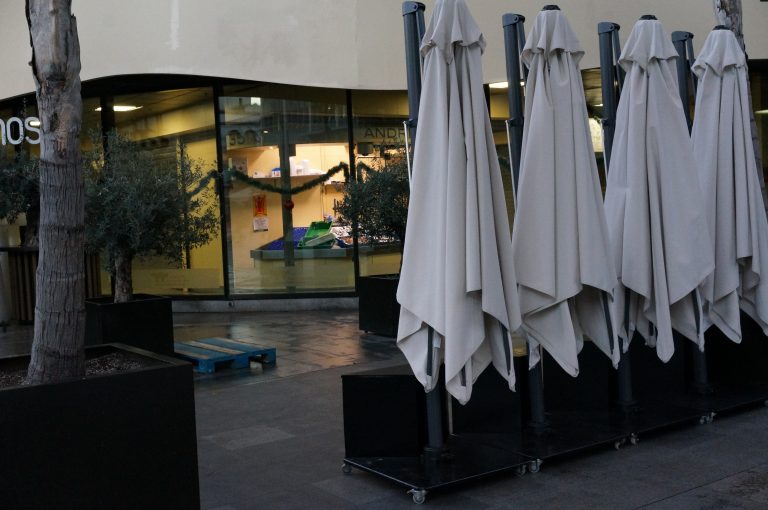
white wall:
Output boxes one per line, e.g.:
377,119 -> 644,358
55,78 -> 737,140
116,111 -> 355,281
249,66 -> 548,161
1,0 -> 767,99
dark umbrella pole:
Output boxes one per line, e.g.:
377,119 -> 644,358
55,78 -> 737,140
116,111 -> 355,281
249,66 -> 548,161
403,1 -> 426,182
598,21 -> 621,169
599,21 -> 638,412
502,12 -> 550,433
402,1 -> 449,457
502,13 -> 526,198
672,30 -> 712,395
672,31 -> 696,130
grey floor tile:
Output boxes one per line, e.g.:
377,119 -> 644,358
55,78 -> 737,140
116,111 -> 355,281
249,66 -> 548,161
641,487 -> 768,510
202,425 -> 295,451
708,465 -> 768,505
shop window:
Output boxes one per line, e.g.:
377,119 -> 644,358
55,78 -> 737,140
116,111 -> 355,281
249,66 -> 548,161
351,90 -> 410,278
220,84 -> 351,295
751,62 -> 768,184
0,105 -> 20,249
108,87 -> 224,296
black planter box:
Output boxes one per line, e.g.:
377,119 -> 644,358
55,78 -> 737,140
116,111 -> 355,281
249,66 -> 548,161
706,312 -> 768,386
0,344 -> 200,510
85,294 -> 174,356
358,275 -> 400,337
342,364 -> 427,457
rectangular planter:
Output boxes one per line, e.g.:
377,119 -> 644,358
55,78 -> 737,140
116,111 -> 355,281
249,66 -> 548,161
358,275 -> 400,337
85,294 -> 174,356
0,344 -> 200,510
342,364 -> 427,457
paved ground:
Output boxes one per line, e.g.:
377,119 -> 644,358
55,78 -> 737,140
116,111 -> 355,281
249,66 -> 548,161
4,310 -> 768,509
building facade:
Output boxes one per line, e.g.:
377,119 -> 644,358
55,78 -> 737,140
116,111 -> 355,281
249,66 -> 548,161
0,0 -> 766,307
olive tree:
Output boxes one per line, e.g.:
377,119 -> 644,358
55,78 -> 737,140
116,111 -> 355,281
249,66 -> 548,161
336,159 -> 410,250
84,131 -> 219,303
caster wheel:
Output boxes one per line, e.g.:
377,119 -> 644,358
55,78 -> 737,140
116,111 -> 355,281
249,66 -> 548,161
528,459 -> 542,474
764,400 -> 768,408
629,434 -> 639,446
341,463 -> 352,475
515,465 -> 527,477
409,489 -> 427,505
614,439 -> 625,450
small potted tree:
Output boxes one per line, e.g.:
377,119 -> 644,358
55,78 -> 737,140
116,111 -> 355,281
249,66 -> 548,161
1,7 -> 200,508
83,131 -> 218,355
0,151 -> 101,323
337,157 -> 409,337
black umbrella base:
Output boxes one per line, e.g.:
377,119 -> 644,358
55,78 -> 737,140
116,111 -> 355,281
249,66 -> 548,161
518,409 -> 652,459
642,383 -> 768,422
343,433 -> 534,504
341,327 -> 768,504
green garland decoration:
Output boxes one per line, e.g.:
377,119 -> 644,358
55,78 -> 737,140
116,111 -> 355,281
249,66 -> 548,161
355,161 -> 374,176
224,162 -> 350,195
189,171 -> 218,197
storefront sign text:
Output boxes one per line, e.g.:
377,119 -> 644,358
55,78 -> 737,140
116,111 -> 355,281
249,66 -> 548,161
0,117 -> 41,145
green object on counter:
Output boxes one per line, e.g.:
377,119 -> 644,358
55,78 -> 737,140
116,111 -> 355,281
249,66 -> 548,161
298,221 -> 336,249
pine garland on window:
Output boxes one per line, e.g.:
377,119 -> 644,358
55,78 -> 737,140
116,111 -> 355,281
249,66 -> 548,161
222,162 -> 351,195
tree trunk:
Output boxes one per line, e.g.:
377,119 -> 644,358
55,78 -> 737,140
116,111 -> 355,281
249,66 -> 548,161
113,253 -> 133,304
25,0 -> 85,384
714,0 -> 765,203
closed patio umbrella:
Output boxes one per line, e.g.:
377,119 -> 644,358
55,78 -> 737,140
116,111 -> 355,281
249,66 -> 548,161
397,0 -> 522,405
511,6 -> 619,376
604,17 -> 714,362
693,27 -> 768,342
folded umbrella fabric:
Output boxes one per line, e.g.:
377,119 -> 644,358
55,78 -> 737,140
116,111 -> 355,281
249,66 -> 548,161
511,7 -> 619,376
604,18 -> 714,362
397,0 -> 522,404
693,27 -> 768,342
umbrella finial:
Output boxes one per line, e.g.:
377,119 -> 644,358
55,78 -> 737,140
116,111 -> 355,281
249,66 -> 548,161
402,1 -> 425,16
542,4 -> 560,10
714,25 -> 729,30
640,14 -> 657,20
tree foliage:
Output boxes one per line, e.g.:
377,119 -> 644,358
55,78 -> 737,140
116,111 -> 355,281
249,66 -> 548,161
0,151 -> 39,246
337,159 -> 409,248
84,131 -> 219,302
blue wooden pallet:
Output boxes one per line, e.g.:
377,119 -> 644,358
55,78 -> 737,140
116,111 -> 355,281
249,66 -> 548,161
174,337 -> 277,374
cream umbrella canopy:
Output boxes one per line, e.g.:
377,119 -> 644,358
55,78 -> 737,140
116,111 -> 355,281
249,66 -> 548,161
511,6 -> 619,376
396,0 -> 522,405
604,17 -> 714,362
693,27 -> 768,342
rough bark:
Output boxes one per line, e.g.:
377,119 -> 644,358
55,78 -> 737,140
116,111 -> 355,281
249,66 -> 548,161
714,0 -> 765,201
25,0 -> 85,384
113,253 -> 133,304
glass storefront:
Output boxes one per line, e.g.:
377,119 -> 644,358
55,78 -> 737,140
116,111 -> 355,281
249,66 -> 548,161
351,90 -> 409,278
1,61 -> 766,301
111,87 -> 224,296
752,62 -> 768,181
219,84 -> 352,294
488,83 -> 517,222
